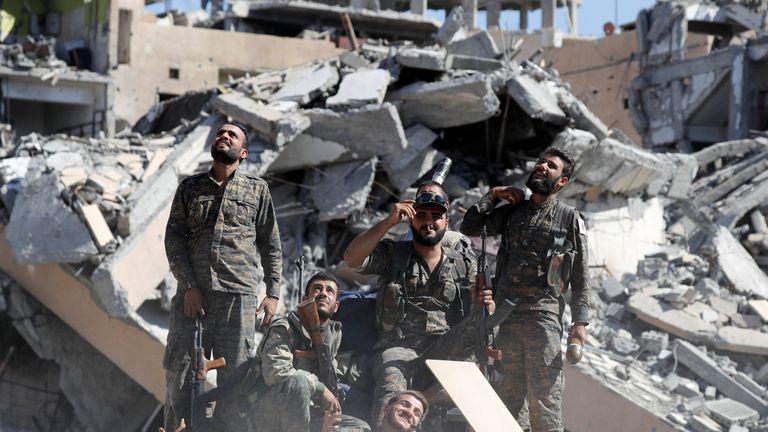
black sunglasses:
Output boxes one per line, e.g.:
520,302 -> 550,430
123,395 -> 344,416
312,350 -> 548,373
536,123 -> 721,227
414,192 -> 448,206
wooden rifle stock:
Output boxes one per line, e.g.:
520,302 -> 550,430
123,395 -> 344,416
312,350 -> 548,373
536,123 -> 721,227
190,316 -> 226,429
296,298 -> 342,403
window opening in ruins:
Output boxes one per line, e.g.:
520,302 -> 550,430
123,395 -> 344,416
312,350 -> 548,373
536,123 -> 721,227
169,68 -> 180,80
117,9 -> 132,65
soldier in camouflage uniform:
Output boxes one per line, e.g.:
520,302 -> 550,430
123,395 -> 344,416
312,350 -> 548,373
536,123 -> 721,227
343,188 -> 493,430
163,123 -> 283,430
232,271 -> 370,432
461,147 -> 590,432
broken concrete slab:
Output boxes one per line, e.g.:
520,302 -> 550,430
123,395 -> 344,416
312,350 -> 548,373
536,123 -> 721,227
449,54 -> 504,72
80,204 -> 116,251
446,30 -> 499,59
705,398 -> 759,428
5,172 -> 98,264
712,226 -> 768,299
506,74 -> 568,126
627,293 -> 717,344
270,62 -> 340,106
302,102 -> 406,154
689,414 -> 723,432
709,297 -> 738,318
387,75 -> 500,129
46,152 -> 85,172
713,326 -> 768,356
747,299 -> 768,321
326,69 -> 391,109
381,124 -> 441,192
310,158 -> 376,222
436,6 -> 466,46
396,47 -> 450,71
674,340 -> 768,416
212,91 -> 311,146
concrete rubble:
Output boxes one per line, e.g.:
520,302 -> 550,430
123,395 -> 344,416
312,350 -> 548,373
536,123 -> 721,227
0,1 -> 768,430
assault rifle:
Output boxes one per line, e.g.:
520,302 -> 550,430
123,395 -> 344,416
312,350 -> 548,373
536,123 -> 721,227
190,316 -> 226,429
296,297 -> 343,403
476,225 -> 504,384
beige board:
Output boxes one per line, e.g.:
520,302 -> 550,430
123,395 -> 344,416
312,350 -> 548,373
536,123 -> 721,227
425,359 -> 523,432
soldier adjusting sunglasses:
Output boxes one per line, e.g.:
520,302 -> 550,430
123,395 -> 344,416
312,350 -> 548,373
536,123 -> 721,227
413,192 -> 448,210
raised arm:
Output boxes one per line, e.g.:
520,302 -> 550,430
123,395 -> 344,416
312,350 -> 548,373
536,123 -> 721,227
343,200 -> 415,268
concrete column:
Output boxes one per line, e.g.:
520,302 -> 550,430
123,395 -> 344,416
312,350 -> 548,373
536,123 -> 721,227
410,0 -> 426,15
542,0 -> 555,28
520,4 -> 529,31
486,0 -> 501,29
568,0 -> 578,34
462,0 -> 477,29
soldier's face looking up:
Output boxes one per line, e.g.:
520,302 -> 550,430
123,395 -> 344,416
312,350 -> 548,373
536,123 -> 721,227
526,154 -> 569,195
211,124 -> 248,163
304,279 -> 339,320
381,394 -> 424,432
411,205 -> 448,246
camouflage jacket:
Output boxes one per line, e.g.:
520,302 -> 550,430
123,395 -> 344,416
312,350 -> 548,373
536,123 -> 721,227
460,194 -> 590,324
164,169 -> 282,297
253,312 -> 342,401
357,239 -> 476,350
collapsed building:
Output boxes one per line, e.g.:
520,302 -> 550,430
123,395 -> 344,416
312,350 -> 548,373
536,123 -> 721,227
0,0 -> 767,431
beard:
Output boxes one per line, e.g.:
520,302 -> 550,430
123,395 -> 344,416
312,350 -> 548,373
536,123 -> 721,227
317,305 -> 333,321
526,172 -> 559,195
211,146 -> 242,164
412,225 -> 447,246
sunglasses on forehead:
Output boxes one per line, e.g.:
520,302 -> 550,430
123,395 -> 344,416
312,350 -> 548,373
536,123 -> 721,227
414,192 -> 448,207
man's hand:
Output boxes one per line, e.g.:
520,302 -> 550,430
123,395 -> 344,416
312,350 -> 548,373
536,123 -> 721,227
490,186 -> 525,204
386,200 -> 415,226
471,286 -> 496,314
320,387 -> 341,415
569,323 -> 587,345
183,287 -> 205,318
257,296 -> 278,328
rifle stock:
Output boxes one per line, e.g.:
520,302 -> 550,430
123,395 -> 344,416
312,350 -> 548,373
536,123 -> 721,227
190,316 -> 226,429
297,298 -> 342,403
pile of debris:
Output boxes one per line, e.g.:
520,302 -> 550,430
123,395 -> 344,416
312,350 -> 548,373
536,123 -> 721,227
0,3 -> 767,430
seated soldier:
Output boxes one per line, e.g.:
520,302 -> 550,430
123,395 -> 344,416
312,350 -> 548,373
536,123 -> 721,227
222,271 -> 370,432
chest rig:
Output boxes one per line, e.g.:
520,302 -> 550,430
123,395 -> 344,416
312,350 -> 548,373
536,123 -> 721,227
496,201 -> 575,299
375,241 -> 470,338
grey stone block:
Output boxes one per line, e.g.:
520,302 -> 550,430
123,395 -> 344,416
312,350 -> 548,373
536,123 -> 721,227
212,91 -> 311,146
270,62 -> 340,105
706,398 -> 759,427
600,275 -> 626,303
396,47 -> 450,71
326,69 -> 391,109
6,171 -> 98,264
304,103 -> 407,156
447,30 -> 500,59
506,74 -> 568,126
436,6 -> 466,45
310,158 -> 376,222
388,75 -> 500,129
448,54 -> 504,72
382,124 -> 442,192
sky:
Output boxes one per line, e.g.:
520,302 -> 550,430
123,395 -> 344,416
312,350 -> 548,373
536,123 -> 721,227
153,0 -> 658,38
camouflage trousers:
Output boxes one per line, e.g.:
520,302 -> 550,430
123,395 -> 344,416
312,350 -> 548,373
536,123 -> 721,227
245,374 -> 370,432
370,312 -> 478,430
495,310 -> 564,432
163,291 -> 258,431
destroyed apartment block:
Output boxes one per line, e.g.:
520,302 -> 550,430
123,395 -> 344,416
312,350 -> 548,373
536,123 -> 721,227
2,1 -> 768,430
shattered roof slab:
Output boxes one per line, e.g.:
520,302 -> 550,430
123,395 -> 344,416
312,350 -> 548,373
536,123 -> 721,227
240,0 -> 441,40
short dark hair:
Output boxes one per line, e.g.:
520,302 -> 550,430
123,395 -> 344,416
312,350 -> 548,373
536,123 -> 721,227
305,270 -> 340,296
387,390 -> 429,418
415,180 -> 448,201
542,147 -> 574,179
220,122 -> 249,145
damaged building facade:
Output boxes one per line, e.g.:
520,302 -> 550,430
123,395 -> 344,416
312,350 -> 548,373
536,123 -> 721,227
0,0 -> 768,431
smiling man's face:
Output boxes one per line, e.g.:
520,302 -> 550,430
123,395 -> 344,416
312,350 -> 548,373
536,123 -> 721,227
381,393 -> 425,432
304,279 -> 339,320
526,154 -> 568,195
